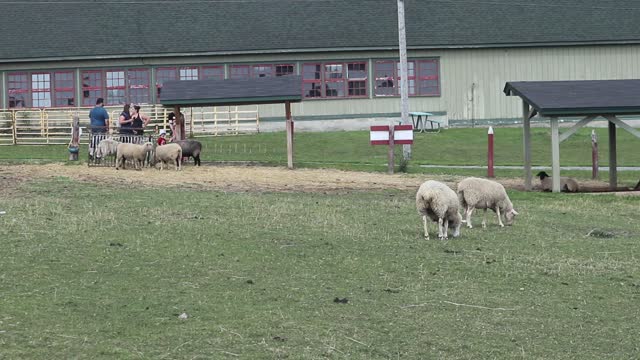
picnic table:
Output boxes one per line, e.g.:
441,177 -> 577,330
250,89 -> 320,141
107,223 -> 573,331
409,111 -> 442,133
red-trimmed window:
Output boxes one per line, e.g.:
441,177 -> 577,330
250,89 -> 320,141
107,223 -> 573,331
82,70 -> 103,106
155,67 -> 177,98
31,73 -> 51,108
83,69 -> 150,105
230,64 -> 295,79
275,64 -> 294,77
302,64 -> 322,98
105,70 -> 126,105
302,61 -> 367,99
128,69 -> 150,104
179,67 -> 199,81
54,71 -> 75,107
374,59 -> 440,97
202,66 -> 224,80
8,73 -> 29,108
229,65 -> 250,79
7,71 -> 75,108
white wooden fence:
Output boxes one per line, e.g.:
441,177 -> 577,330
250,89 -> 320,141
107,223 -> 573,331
0,105 -> 259,145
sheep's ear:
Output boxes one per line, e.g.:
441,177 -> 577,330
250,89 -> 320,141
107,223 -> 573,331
511,209 -> 519,216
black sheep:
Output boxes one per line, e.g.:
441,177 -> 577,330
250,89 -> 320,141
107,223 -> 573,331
174,140 -> 202,166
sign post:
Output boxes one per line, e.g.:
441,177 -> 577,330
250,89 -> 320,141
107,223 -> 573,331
487,126 -> 494,178
370,124 -> 413,174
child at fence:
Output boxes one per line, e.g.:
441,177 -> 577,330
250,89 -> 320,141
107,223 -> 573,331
157,129 -> 167,146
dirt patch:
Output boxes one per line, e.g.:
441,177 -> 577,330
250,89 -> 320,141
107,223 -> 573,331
0,163 -> 630,194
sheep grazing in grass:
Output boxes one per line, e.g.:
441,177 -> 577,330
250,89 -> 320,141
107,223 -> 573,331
457,177 -> 518,229
115,142 -> 154,170
174,140 -> 202,166
536,171 -> 579,192
415,180 -> 462,240
154,143 -> 182,171
95,138 -> 119,159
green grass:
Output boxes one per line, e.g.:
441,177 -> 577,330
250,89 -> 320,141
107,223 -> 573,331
4,127 -> 639,184
1,178 -> 639,358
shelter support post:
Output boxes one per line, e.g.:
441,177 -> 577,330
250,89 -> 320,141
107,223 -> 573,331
550,117 -> 561,192
608,120 -> 617,190
285,101 -> 294,169
522,101 -> 532,190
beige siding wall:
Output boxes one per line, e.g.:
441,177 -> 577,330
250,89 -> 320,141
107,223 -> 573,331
3,45 -> 640,121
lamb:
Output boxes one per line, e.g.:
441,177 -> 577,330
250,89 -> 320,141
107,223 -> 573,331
115,142 -> 154,170
456,177 -> 518,228
415,180 -> 462,240
154,143 -> 182,170
536,171 -> 579,192
174,140 -> 202,166
95,138 -> 119,159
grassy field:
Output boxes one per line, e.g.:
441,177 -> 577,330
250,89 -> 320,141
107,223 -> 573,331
1,127 -> 639,182
1,175 -> 639,359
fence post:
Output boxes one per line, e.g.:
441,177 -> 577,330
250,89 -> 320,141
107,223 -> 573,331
487,126 -> 494,178
591,129 -> 598,180
68,115 -> 80,161
11,110 -> 17,145
388,126 -> 395,174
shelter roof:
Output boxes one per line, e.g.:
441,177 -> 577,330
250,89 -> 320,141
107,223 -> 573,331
159,75 -> 302,107
3,1 -> 640,62
504,80 -> 640,116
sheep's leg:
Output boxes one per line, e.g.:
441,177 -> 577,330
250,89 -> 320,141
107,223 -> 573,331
443,219 -> 449,239
495,207 -> 504,227
465,206 -> 474,228
438,218 -> 447,240
422,215 -> 429,240
177,155 -> 182,171
482,209 -> 488,228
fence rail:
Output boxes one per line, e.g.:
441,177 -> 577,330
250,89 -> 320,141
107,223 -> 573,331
0,105 -> 259,145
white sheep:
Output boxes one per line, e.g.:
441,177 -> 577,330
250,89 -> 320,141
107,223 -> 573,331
115,142 -> 154,170
456,177 -> 518,228
536,171 -> 579,192
154,143 -> 182,171
415,180 -> 462,240
95,138 -> 119,159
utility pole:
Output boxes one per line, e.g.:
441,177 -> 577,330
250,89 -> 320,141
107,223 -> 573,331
397,0 -> 411,160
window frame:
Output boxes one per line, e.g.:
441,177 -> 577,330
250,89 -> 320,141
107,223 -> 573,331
373,58 -> 441,97
302,61 -> 368,99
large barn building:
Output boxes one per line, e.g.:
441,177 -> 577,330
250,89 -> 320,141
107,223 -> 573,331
1,0 -> 640,126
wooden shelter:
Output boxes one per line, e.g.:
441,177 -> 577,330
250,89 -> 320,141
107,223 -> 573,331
159,76 -> 302,169
504,80 -> 640,192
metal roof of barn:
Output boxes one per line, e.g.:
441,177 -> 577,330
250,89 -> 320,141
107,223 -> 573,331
159,75 -> 302,107
504,80 -> 640,116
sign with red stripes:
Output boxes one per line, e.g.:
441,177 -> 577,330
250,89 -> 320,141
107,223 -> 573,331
370,125 -> 390,145
370,124 -> 413,145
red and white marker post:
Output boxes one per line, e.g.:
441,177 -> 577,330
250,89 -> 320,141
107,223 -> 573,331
487,126 -> 495,178
370,124 -> 413,174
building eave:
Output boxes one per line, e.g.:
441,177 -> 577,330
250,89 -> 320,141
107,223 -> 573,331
2,40 -> 640,64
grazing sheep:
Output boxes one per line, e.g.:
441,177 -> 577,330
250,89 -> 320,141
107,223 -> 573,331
536,171 -> 579,192
95,138 -> 119,159
457,177 -> 518,229
415,180 -> 462,240
154,143 -> 182,171
115,142 -> 154,170
174,140 -> 202,166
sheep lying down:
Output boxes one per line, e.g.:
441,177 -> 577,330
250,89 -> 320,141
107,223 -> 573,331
415,180 -> 462,240
457,177 -> 518,228
536,171 -> 579,192
115,142 -> 154,170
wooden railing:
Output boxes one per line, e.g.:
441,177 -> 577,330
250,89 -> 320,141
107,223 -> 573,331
0,105 -> 259,145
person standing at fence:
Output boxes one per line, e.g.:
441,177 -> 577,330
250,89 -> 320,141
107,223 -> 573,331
118,103 -> 134,143
168,110 -> 186,141
89,97 -> 110,159
130,105 -> 150,138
